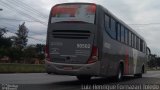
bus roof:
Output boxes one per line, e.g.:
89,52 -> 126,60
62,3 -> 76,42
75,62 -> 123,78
53,2 -> 96,7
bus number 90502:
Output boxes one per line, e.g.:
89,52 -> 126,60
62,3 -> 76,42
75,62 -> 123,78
77,44 -> 91,49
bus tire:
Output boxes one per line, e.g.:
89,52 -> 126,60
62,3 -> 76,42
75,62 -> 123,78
76,76 -> 91,81
47,72 -> 52,74
116,64 -> 123,81
134,73 -> 142,78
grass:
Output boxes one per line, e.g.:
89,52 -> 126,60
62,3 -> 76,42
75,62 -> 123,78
0,63 -> 46,73
0,63 -> 159,73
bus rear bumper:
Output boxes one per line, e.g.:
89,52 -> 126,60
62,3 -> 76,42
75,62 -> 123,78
45,60 -> 100,76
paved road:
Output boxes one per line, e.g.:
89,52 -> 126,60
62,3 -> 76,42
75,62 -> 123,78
0,71 -> 160,90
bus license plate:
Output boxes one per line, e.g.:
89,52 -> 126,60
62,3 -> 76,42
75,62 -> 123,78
63,66 -> 73,70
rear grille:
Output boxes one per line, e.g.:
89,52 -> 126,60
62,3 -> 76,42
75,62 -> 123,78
52,30 -> 91,39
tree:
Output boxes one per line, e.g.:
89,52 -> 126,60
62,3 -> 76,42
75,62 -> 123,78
0,28 -> 7,38
8,47 -> 23,63
0,37 -> 12,48
23,44 -> 45,64
157,57 -> 160,67
23,45 -> 37,64
14,22 -> 28,49
0,28 -> 12,57
36,44 -> 45,54
147,54 -> 160,69
36,44 -> 45,63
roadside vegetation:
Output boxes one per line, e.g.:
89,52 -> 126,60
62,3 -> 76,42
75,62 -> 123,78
0,63 -> 45,73
0,22 -> 45,73
147,54 -> 160,71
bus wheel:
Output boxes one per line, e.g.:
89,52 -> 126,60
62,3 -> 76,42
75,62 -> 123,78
134,73 -> 142,78
76,76 -> 91,81
116,65 -> 123,81
47,72 -> 52,74
134,66 -> 143,78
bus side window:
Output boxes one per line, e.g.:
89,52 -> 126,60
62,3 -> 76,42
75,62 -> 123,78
110,18 -> 116,39
121,25 -> 125,43
117,23 -> 121,41
143,43 -> 146,53
134,35 -> 137,49
131,33 -> 134,48
105,15 -> 116,39
136,37 -> 140,50
125,29 -> 129,45
140,39 -> 143,52
129,31 -> 131,46
105,15 -> 110,29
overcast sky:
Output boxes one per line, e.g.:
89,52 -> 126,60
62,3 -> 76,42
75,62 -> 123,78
0,0 -> 160,55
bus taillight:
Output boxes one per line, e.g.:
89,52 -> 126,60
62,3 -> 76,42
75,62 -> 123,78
45,45 -> 50,61
87,46 -> 98,64
87,4 -> 96,13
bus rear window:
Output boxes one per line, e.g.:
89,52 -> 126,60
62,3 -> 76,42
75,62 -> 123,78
51,4 -> 96,24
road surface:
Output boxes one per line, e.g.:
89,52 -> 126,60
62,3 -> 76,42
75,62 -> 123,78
0,71 -> 160,90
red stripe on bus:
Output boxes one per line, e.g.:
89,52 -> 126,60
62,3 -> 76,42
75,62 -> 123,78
124,49 -> 129,74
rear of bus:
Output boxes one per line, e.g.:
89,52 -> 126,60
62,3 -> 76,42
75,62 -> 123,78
45,3 -> 101,79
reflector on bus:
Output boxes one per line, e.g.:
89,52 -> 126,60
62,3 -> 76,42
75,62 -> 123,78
51,4 -> 96,24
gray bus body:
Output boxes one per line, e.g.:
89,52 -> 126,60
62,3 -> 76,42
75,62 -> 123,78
45,3 -> 149,79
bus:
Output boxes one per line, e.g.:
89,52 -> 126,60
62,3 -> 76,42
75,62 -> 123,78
45,3 -> 151,81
